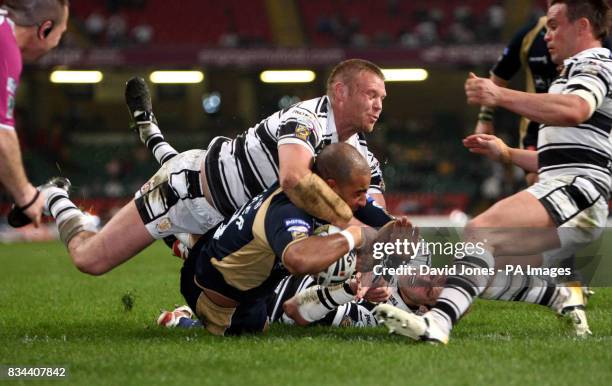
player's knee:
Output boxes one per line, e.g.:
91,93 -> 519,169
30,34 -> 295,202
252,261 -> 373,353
464,219 -> 482,242
464,217 -> 498,250
465,212 -> 504,238
466,216 -> 493,230
75,262 -> 106,276
71,253 -> 108,276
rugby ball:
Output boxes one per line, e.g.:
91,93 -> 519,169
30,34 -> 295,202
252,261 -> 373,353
313,224 -> 357,286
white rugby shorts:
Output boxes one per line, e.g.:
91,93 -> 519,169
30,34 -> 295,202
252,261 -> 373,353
134,149 -> 225,239
526,175 -> 607,263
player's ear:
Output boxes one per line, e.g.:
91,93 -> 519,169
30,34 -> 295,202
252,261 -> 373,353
325,179 -> 338,191
333,81 -> 347,102
572,17 -> 588,35
37,20 -> 54,40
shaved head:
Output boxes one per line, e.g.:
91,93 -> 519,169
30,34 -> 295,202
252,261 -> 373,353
314,143 -> 370,185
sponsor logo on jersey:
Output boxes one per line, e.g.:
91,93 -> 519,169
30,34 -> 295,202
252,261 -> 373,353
284,218 -> 311,228
156,218 -> 172,233
140,181 -> 153,195
295,124 -> 310,141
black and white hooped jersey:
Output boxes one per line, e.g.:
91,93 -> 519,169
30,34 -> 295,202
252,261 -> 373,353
538,47 -> 612,196
267,275 -> 415,327
204,95 -> 385,217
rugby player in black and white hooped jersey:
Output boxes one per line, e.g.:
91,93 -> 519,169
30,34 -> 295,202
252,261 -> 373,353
34,59 -> 390,276
127,58 -> 387,224
472,0 -> 605,304
376,0 -> 611,343
267,269 -> 443,329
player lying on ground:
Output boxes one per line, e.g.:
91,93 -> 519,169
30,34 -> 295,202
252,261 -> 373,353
162,250 -> 586,334
375,0 -> 609,343
160,272 -> 442,330
156,143 -> 413,336
273,270 -> 442,328
279,266 -> 586,331
160,209 -> 586,332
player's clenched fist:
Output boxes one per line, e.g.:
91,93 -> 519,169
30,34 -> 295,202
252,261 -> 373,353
465,72 -> 502,107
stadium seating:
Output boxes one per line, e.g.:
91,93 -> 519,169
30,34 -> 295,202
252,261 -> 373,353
298,0 -> 501,46
70,0 -> 271,46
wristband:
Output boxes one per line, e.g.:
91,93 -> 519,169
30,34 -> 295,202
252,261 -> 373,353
17,189 -> 40,211
478,106 -> 495,122
339,229 -> 355,251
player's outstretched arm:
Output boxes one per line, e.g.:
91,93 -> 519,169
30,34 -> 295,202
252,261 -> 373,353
463,134 -> 538,172
279,144 -> 353,227
465,72 -> 592,126
0,130 -> 43,226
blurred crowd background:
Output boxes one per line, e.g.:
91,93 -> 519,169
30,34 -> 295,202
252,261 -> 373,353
1,0 -> 551,223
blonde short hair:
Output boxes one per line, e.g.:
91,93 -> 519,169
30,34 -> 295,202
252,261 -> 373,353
326,59 -> 385,99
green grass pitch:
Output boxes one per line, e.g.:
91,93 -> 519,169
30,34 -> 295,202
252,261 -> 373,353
1,241 -> 611,386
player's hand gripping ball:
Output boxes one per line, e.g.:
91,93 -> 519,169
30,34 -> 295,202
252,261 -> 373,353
313,225 -> 357,286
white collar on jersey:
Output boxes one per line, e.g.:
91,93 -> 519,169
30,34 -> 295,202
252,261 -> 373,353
564,47 -> 611,65
325,96 -> 339,142
325,96 -> 361,145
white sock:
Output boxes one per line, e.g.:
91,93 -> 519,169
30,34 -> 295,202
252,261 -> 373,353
46,187 -> 81,223
297,282 -> 355,323
139,122 -> 178,165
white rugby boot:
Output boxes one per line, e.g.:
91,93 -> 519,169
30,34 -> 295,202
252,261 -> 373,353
374,304 -> 449,344
550,285 -> 592,337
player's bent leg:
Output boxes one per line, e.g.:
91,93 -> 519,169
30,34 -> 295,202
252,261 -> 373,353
466,190 -> 559,256
125,77 -> 178,165
194,290 -> 236,336
226,297 -> 270,335
67,201 -> 155,275
480,272 -> 592,337
418,191 -> 559,343
41,177 -> 155,275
